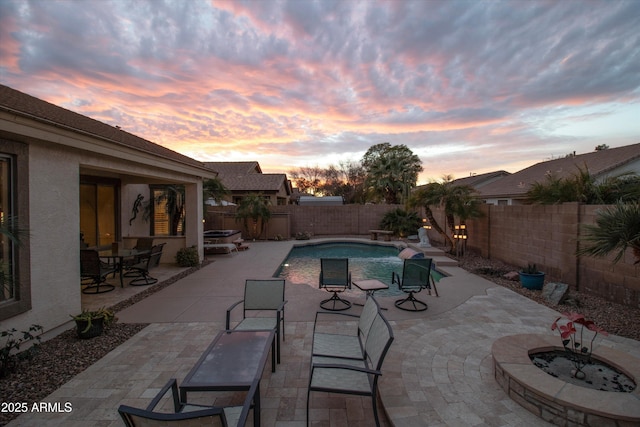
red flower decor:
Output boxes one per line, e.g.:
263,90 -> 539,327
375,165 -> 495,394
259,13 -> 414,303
550,312 -> 608,378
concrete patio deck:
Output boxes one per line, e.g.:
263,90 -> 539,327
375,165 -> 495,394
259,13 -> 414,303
8,238 -> 640,426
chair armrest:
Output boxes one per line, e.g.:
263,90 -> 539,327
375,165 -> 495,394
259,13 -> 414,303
314,310 -> 359,322
225,300 -> 244,329
146,378 -> 180,412
311,362 -> 382,377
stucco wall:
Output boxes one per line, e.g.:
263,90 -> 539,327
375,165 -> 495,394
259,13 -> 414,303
3,143 -> 84,334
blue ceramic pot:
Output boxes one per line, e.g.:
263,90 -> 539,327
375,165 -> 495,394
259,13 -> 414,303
519,272 -> 545,290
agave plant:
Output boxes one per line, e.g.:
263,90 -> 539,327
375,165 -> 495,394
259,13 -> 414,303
577,202 -> 640,264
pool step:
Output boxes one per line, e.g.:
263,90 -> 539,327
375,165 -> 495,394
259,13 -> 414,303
406,243 -> 459,267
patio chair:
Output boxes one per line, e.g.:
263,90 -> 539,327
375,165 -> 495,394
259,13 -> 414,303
122,237 -> 155,272
319,258 -> 352,311
118,378 -> 255,426
226,279 -> 287,369
312,295 -> 380,360
80,249 -> 117,294
307,312 -> 394,427
127,243 -> 165,286
391,257 -> 436,311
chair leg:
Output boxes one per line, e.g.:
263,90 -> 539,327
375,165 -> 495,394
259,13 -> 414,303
82,278 -> 115,294
320,292 -> 352,311
129,272 -> 158,286
394,291 -> 428,311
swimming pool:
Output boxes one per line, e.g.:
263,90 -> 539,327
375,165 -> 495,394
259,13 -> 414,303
274,241 -> 443,297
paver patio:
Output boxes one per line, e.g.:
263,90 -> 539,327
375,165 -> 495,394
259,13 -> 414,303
8,238 -> 640,426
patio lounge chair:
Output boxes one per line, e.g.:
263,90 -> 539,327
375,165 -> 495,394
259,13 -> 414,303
312,295 -> 380,360
80,249 -> 117,294
127,243 -> 165,286
226,279 -> 287,370
118,378 -> 255,426
307,311 -> 394,427
391,257 -> 436,311
319,258 -> 352,311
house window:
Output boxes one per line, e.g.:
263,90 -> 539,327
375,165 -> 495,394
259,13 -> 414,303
150,185 -> 184,236
0,140 -> 30,321
1,155 -> 15,302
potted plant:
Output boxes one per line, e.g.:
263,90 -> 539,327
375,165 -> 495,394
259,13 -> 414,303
71,308 -> 115,339
519,263 -> 545,290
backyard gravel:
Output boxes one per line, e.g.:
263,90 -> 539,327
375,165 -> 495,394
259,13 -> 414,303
1,254 -> 638,425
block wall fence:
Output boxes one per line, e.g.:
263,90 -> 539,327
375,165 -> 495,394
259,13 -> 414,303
205,202 -> 639,307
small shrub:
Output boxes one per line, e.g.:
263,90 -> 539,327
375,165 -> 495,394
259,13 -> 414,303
295,231 -> 312,240
0,324 -> 43,378
521,263 -> 541,274
176,246 -> 200,267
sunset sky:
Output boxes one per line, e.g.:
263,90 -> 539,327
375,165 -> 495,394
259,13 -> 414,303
1,0 -> 639,184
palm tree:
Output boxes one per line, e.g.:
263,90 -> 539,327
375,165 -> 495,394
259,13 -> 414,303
526,165 -> 639,204
409,182 -> 454,250
235,194 -> 271,239
409,177 -> 482,252
362,143 -> 422,204
577,202 -> 640,264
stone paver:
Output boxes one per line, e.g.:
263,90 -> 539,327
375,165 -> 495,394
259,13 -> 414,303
9,238 -> 640,427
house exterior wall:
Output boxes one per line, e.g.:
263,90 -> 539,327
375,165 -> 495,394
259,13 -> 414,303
25,143 -> 82,331
0,130 -> 210,336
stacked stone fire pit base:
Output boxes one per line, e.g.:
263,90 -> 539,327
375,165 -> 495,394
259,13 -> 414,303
492,334 -> 640,427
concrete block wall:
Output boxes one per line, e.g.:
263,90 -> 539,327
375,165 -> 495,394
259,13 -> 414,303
457,203 -> 639,308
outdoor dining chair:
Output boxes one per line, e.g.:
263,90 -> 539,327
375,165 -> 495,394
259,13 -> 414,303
391,257 -> 437,311
319,258 -> 352,311
80,249 -> 117,294
127,243 -> 165,286
226,279 -> 287,367
118,378 -> 255,426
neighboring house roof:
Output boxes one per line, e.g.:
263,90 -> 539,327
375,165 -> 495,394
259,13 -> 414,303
451,170 -> 511,189
204,161 -> 291,195
205,161 -> 262,175
226,173 -> 291,193
0,84 -> 210,172
478,143 -> 640,200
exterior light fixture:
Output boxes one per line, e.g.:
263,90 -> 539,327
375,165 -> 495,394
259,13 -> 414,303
422,218 -> 432,229
453,224 -> 467,240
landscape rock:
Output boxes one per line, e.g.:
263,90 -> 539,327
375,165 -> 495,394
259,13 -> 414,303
543,282 -> 570,305
503,271 -> 520,281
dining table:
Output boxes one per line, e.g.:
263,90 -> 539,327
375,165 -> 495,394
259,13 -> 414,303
98,248 -> 150,287
180,329 -> 275,427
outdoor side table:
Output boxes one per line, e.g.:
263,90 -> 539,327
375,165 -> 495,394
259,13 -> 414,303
352,279 -> 389,296
179,329 -> 275,427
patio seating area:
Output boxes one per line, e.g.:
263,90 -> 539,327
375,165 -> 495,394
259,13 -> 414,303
12,237 -> 640,427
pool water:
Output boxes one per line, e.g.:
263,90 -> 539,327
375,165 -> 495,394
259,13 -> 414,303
274,242 -> 443,297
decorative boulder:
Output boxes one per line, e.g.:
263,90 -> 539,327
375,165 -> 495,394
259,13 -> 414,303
542,282 -> 570,305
